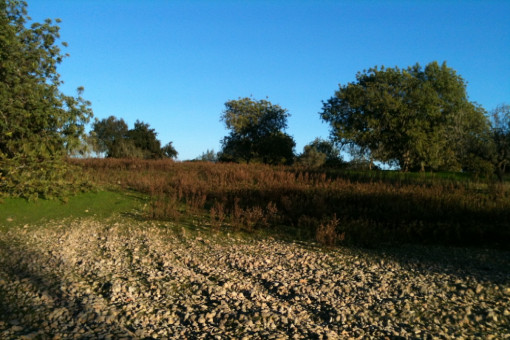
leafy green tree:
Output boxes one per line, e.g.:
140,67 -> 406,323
161,142 -> 178,159
68,132 -> 98,158
92,116 -> 175,159
258,132 -> 295,165
490,104 -> 510,181
320,61 -> 489,172
220,97 -> 295,164
127,120 -> 163,159
0,0 -> 93,198
91,116 -> 131,158
297,145 -> 327,168
298,138 -> 343,168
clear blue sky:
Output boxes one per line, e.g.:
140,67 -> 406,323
26,0 -> 510,160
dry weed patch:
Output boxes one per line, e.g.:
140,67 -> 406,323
71,158 -> 510,247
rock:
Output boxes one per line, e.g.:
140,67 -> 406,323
0,217 -> 508,339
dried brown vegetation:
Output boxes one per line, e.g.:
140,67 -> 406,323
71,158 -> 510,247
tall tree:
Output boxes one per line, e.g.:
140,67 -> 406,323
219,97 -> 295,165
297,145 -> 327,168
91,116 -> 130,158
127,120 -> 163,159
300,138 -> 343,167
0,0 -> 93,198
92,116 -> 175,159
320,61 -> 489,172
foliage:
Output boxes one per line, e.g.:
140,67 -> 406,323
316,214 -> 343,247
0,0 -> 93,199
297,145 -> 326,168
298,138 -> 343,168
161,142 -> 178,159
219,97 -> 295,165
320,61 -> 490,172
91,116 -> 130,157
68,132 -> 101,158
490,104 -> 510,181
91,116 -> 175,159
73,158 -> 510,248
127,120 -> 163,159
195,149 -> 217,162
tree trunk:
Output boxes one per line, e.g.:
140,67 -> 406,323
402,151 -> 411,172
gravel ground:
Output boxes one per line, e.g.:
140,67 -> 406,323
0,217 -> 509,339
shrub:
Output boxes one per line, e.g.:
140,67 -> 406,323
316,214 -> 343,246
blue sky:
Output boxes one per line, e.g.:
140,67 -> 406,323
26,0 -> 510,160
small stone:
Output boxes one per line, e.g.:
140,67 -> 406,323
19,332 -> 40,340
325,331 -> 339,339
10,326 -> 23,332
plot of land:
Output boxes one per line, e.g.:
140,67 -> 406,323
1,216 -> 509,339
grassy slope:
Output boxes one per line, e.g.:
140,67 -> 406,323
0,188 -> 276,241
0,190 -> 145,229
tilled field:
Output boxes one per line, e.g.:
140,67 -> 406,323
0,218 -> 509,339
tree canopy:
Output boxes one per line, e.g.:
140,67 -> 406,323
127,120 -> 164,159
320,61 -> 490,172
0,0 -> 93,198
161,142 -> 178,159
298,138 -> 343,168
91,116 -> 176,159
219,97 -> 295,165
91,116 -> 129,158
490,104 -> 510,180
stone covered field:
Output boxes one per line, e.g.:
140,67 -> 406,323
0,217 -> 509,339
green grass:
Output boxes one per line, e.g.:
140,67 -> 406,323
0,190 -> 145,229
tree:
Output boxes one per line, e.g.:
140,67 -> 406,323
162,142 -> 178,159
127,120 -> 163,159
91,116 -> 130,158
257,132 -> 295,165
219,97 -> 295,165
68,132 -> 100,158
297,145 -> 327,168
490,104 -> 510,181
0,0 -> 93,199
298,138 -> 343,168
92,116 -> 176,159
320,61 -> 489,172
